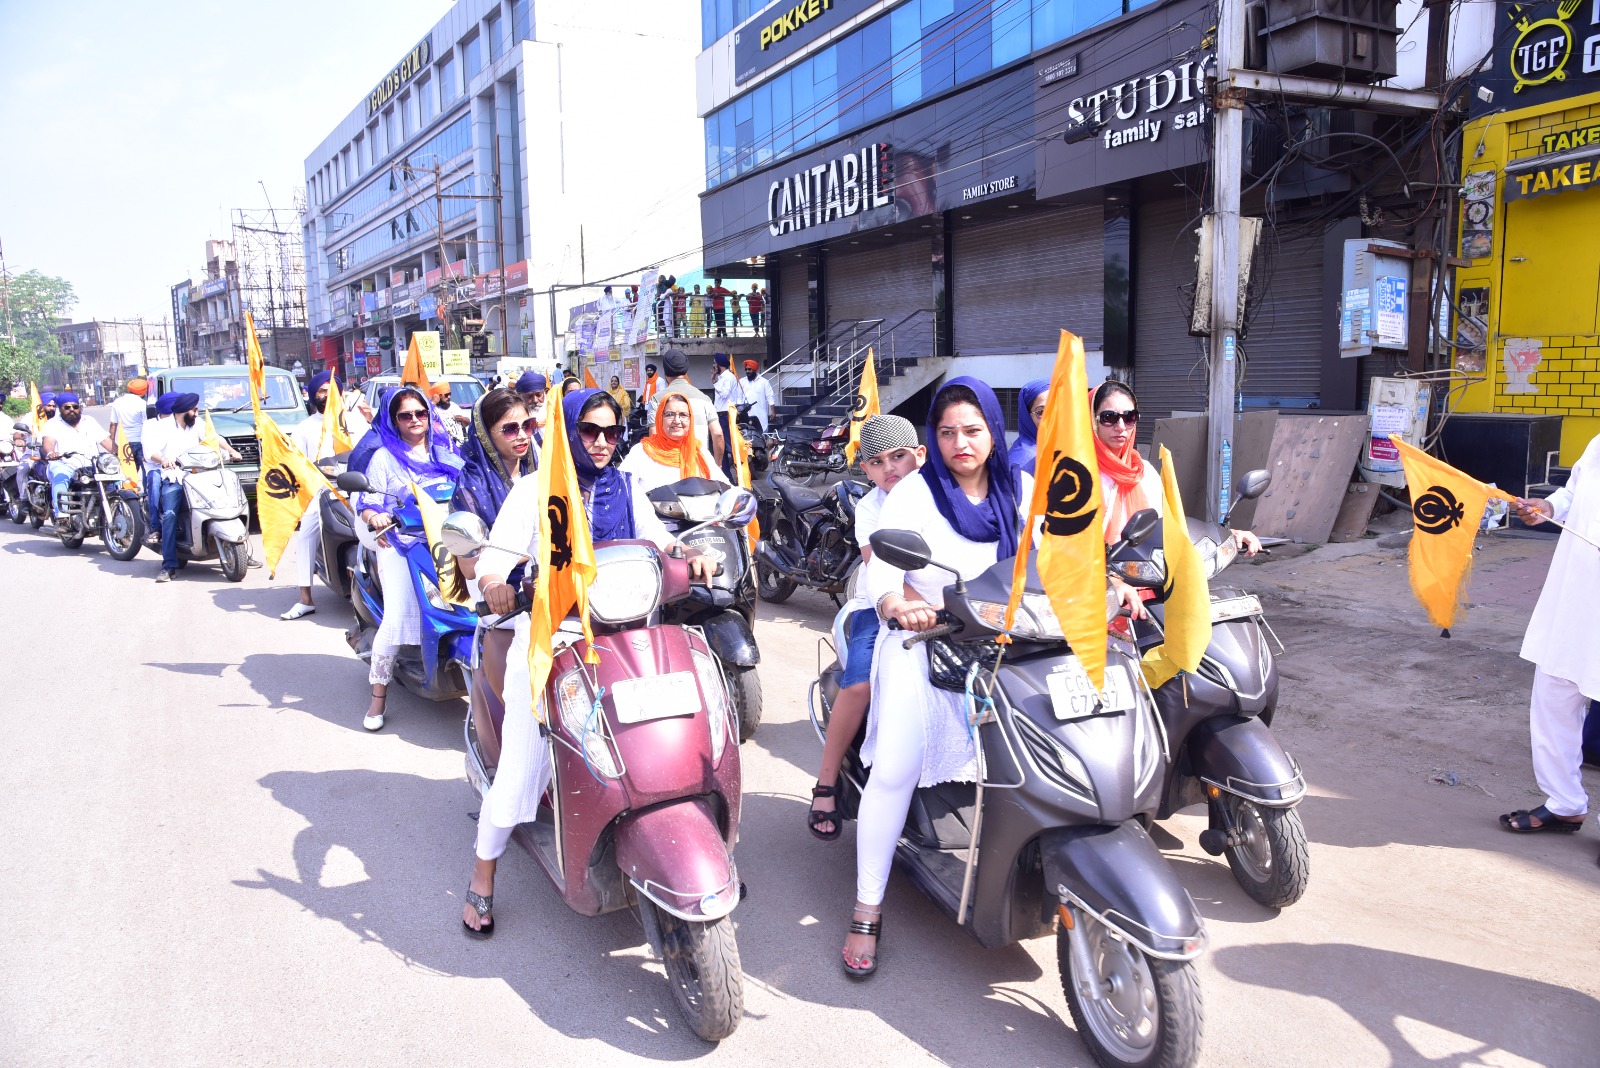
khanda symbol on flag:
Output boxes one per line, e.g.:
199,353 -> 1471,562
411,481 -> 473,608
113,424 -> 142,490
844,347 -> 881,467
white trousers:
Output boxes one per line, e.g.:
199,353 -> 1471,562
1531,667 -> 1590,818
476,815 -> 516,862
854,694 -> 927,906
369,545 -> 422,685
289,493 -> 324,589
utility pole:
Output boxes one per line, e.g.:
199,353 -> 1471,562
0,236 -> 12,343
1205,0 -> 1247,523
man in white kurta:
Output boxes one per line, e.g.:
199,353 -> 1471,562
1509,435 -> 1599,831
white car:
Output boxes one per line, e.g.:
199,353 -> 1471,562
360,374 -> 486,413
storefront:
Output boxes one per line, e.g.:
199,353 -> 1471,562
1454,0 -> 1600,466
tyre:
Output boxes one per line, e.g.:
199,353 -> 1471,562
756,556 -> 796,603
1059,917 -> 1202,1068
103,498 -> 143,561
728,665 -> 762,742
7,495 -> 23,526
1218,796 -> 1309,909
217,536 -> 248,582
58,521 -> 85,550
651,904 -> 744,1042
29,506 -> 43,529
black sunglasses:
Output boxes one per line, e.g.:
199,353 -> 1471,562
497,418 -> 538,438
60,404 -> 82,411
395,409 -> 430,423
1096,409 -> 1138,427
576,421 -> 623,445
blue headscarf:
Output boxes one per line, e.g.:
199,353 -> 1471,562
453,398 -> 533,525
565,388 -> 635,541
372,384 -> 462,482
920,376 -> 1022,558
1008,378 -> 1049,471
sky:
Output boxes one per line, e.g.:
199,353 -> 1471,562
0,0 -> 715,334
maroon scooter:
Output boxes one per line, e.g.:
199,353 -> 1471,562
442,501 -> 748,1042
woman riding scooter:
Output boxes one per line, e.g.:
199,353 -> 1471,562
620,393 -> 726,493
460,387 -> 715,937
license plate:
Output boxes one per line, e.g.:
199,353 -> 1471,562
1210,594 -> 1262,623
1048,658 -> 1136,721
612,671 -> 701,725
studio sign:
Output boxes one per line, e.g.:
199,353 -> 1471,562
768,143 -> 894,237
1066,55 -> 1217,150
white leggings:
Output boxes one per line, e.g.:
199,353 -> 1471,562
369,546 -> 421,685
1531,667 -> 1591,818
476,813 -> 516,861
854,701 -> 928,906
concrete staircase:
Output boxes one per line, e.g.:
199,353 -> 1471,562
768,310 -> 950,434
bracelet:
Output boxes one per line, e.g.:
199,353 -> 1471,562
875,592 -> 898,620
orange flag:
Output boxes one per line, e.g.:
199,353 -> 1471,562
243,311 -> 267,420
318,377 -> 356,457
844,347 -> 881,467
400,334 -> 432,393
257,415 -> 330,577
1392,435 -> 1515,631
1002,331 -> 1107,688
583,366 -> 598,389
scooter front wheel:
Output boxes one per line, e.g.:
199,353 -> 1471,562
1218,796 -> 1309,909
217,535 -> 248,582
648,903 -> 744,1043
729,665 -> 762,742
1059,917 -> 1201,1068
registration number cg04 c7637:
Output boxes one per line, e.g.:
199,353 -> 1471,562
1046,657 -> 1136,721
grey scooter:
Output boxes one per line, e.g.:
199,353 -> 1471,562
810,516 -> 1206,1068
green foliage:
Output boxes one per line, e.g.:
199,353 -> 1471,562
3,396 -> 29,417
3,269 -> 76,376
0,338 -> 40,397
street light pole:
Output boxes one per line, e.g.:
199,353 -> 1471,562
1205,0 -> 1247,523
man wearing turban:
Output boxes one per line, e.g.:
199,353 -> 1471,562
144,393 -> 205,581
40,391 -> 113,520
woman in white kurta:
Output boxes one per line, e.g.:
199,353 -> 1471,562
848,377 -> 1032,977
460,388 -> 714,936
1501,436 -> 1600,834
619,391 -> 727,493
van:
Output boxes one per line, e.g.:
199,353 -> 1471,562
146,365 -> 309,502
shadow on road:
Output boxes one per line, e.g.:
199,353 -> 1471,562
210,584 -> 355,633
1213,941 -> 1600,1065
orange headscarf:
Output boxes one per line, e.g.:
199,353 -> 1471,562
639,393 -> 710,480
1095,425 -> 1151,543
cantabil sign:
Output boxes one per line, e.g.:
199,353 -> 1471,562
767,143 -> 894,236
368,38 -> 432,117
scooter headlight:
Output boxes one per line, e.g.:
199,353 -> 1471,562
1114,552 -> 1166,586
691,647 -> 729,764
1195,536 -> 1236,580
972,593 -> 1064,640
588,546 -> 663,625
554,668 -> 620,778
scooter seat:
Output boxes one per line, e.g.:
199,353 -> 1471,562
772,473 -> 826,513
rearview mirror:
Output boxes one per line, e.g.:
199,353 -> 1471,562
336,471 -> 370,493
440,511 -> 490,558
869,529 -> 933,572
1235,469 -> 1271,502
1118,508 -> 1161,549
714,486 -> 758,526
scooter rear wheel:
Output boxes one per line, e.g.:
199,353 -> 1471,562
649,903 -> 744,1043
1059,918 -> 1202,1068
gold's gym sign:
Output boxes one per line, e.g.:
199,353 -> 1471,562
368,39 -> 432,117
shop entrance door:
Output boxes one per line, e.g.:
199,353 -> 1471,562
1501,185 -> 1600,337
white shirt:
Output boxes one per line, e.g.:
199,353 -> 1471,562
290,407 -> 372,465
855,484 -> 888,548
142,416 -> 170,472
712,369 -> 738,413
42,414 -> 109,459
1520,435 -> 1600,699
620,443 -> 729,494
866,470 -> 1034,610
110,393 -> 147,443
734,374 -> 776,430
144,416 -> 205,482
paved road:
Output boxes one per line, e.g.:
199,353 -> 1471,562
1,523 -> 1595,1066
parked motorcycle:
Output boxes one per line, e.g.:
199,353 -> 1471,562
732,403 -> 771,476
810,515 -> 1206,1068
754,474 -> 869,605
647,477 -> 763,741
776,421 -> 849,479
443,504 -> 748,1043
0,435 -> 21,524
335,470 -> 476,701
1110,470 -> 1308,909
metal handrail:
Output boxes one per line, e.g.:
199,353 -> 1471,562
801,308 -> 939,414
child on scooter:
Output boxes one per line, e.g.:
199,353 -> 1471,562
808,415 -> 925,841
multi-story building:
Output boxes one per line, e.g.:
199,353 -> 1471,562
52,320 -> 174,401
171,234 -> 310,371
301,0 -> 703,382
171,240 -> 241,368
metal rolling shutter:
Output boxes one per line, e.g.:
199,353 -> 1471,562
824,239 -> 935,357
952,205 -> 1104,354
1239,228 -> 1326,408
778,258 -> 812,359
1133,197 -> 1208,420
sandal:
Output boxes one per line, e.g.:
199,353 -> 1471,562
808,782 -> 842,841
1500,805 -> 1584,833
462,888 -> 495,939
842,907 -> 881,978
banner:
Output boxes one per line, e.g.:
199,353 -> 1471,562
257,414 -> 330,577
412,330 -> 442,377
442,348 -> 471,375
627,268 -> 658,346
1140,445 -> 1212,689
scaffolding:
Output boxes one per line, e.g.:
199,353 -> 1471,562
232,196 -> 309,369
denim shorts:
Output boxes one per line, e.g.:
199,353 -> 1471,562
840,607 -> 880,687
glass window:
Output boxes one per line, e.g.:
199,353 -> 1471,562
717,0 -> 733,44
512,0 -> 531,41
464,32 -> 483,82
891,1 -> 921,110
922,0 -> 955,25
920,13 -> 956,96
487,14 -> 503,59
954,0 -> 993,85
703,0 -> 716,49
791,54 -> 817,150
386,109 -> 400,159
860,16 -> 893,122
1078,0 -> 1123,33
401,92 -> 414,139
813,45 -> 839,143
734,91 -> 754,175
770,68 -> 793,158
439,53 -> 457,102
419,75 -> 435,122
1032,0 -> 1072,47
834,29 -> 865,133
753,81 -> 773,166
720,106 -> 737,184
706,119 -> 719,184
991,0 -> 1031,66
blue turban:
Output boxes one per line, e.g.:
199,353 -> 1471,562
155,392 -> 179,416
515,371 -> 548,393
55,391 -> 80,406
40,392 -> 57,405
713,352 -> 730,369
170,393 -> 200,415
307,370 -> 340,397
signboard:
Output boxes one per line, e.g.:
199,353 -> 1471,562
1505,146 -> 1600,200
412,330 -> 442,377
425,260 -> 469,288
200,278 -> 229,298
732,0 -> 877,85
768,143 -> 894,236
366,354 -> 382,374
367,37 -> 432,117
419,295 -> 438,320
442,348 -> 471,375
1475,0 -> 1600,114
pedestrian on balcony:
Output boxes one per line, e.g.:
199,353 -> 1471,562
747,284 -> 766,334
708,277 -> 732,337
730,290 -> 744,332
688,285 -> 708,337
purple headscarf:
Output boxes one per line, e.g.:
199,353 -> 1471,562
373,384 -> 463,482
1008,377 -> 1050,473
920,376 -> 1022,559
453,399 -> 533,525
565,388 -> 635,541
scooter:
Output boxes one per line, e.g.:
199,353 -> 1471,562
810,514 -> 1206,1068
145,448 -> 251,580
313,453 -> 360,599
1110,470 -> 1308,909
442,499 -> 748,1044
755,473 -> 869,604
335,470 -> 476,701
0,435 -> 21,524
648,477 -> 763,741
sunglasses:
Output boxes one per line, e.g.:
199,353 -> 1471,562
60,404 -> 82,411
497,418 -> 538,438
436,394 -> 452,403
576,421 -> 624,445
395,409 -> 430,423
1096,409 -> 1138,427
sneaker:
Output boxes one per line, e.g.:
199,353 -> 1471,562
279,602 -> 317,621
363,711 -> 385,731
155,570 -> 173,583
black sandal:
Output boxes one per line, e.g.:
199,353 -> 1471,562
843,908 -> 881,978
1500,805 -> 1585,834
808,782 -> 842,841
462,888 -> 495,939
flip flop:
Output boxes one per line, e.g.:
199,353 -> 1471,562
1499,805 -> 1584,833
462,888 -> 494,939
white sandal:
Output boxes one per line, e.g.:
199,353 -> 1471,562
280,602 -> 316,620
363,688 -> 386,731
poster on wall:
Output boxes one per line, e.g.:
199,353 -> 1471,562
1461,171 -> 1495,259
1455,287 -> 1490,373
412,331 -> 442,377
1503,337 -> 1543,393
442,349 -> 471,375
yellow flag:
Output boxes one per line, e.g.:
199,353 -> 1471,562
112,423 -> 142,491
256,414 -> 329,577
729,413 -> 761,552
28,382 -> 46,430
243,311 -> 267,419
844,347 -> 881,466
527,384 -> 599,712
1392,435 -> 1514,631
410,480 -> 473,608
1140,446 -> 1214,689
400,334 -> 432,393
200,410 -> 226,456
321,377 -> 356,456
1002,331 -> 1108,688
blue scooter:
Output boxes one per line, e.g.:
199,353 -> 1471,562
334,470 -> 477,702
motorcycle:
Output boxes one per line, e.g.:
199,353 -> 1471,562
755,473 -> 869,605
732,403 -> 771,476
776,421 -> 849,479
335,470 -> 476,701
810,514 -> 1206,1068
1110,470 -> 1309,909
0,435 -> 21,524
443,502 -> 748,1043
647,477 -> 763,741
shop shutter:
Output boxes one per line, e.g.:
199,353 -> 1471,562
1133,197 -> 1208,420
824,238 -> 935,358
1238,227 -> 1326,408
778,258 -> 813,360
951,205 -> 1104,355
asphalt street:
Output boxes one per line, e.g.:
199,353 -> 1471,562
2,521 -> 1596,1067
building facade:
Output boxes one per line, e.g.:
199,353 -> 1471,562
52,320 -> 174,401
170,235 -> 310,372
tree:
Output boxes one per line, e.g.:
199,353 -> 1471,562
3,269 -> 76,378
0,338 -> 40,398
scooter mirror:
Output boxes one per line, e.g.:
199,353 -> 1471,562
870,529 -> 934,572
1235,468 -> 1272,502
713,486 -> 758,526
336,470 -> 370,493
440,511 -> 490,558
1118,508 -> 1161,549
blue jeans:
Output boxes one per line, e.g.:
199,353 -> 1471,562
47,460 -> 76,512
145,470 -> 161,532
158,479 -> 185,572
